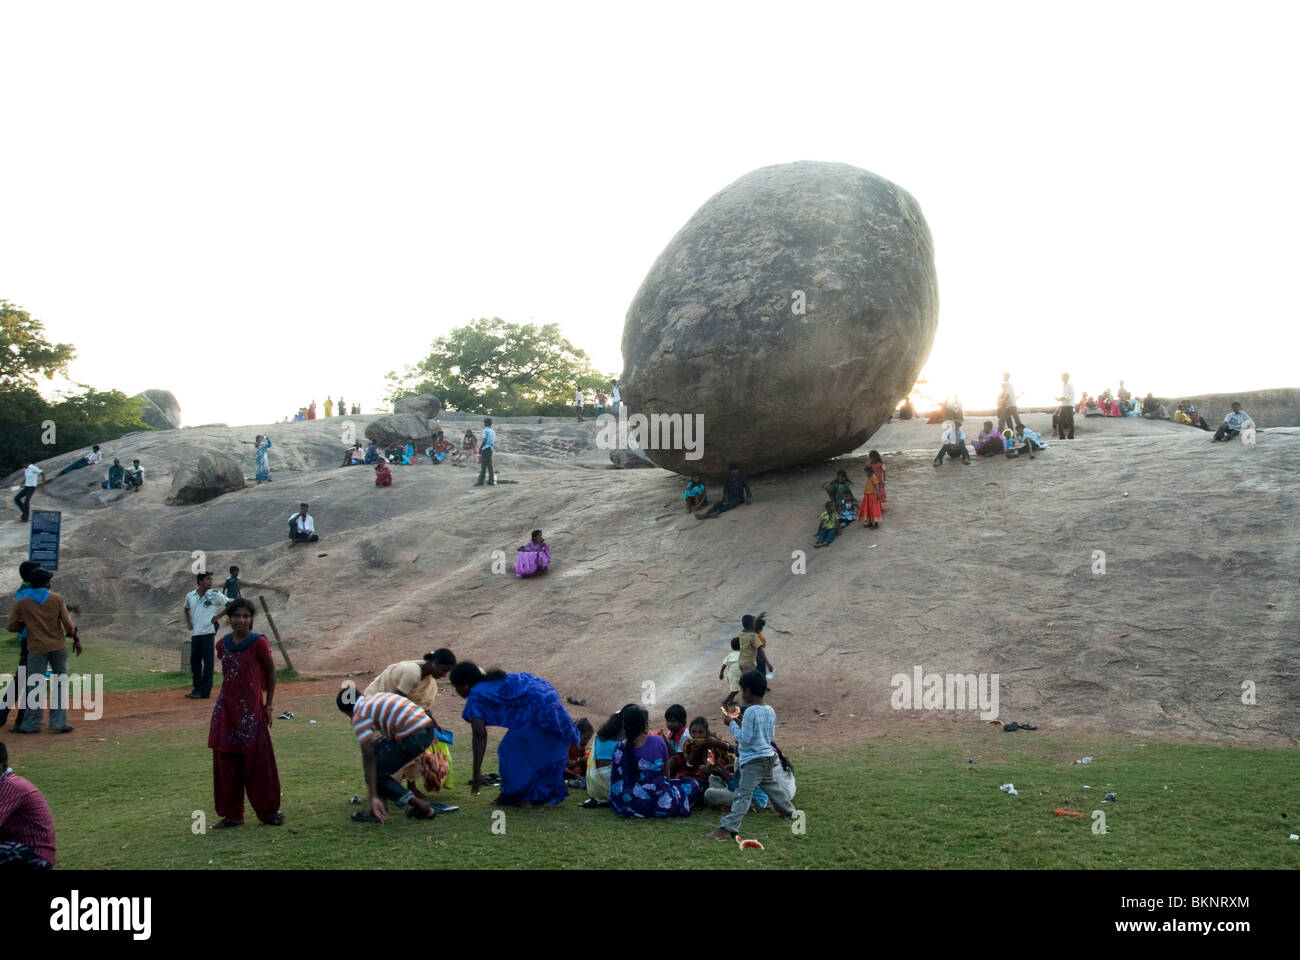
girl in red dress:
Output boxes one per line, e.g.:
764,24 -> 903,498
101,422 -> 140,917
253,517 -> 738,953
867,450 -> 887,511
208,598 -> 283,827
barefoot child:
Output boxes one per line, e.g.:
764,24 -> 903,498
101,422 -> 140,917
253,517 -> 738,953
565,717 -> 594,780
868,451 -> 887,510
705,670 -> 797,840
720,637 -> 742,710
814,500 -> 837,548
860,471 -> 882,529
838,492 -> 858,528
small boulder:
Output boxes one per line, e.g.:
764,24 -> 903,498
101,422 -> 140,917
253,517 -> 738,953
365,413 -> 435,447
135,389 -> 182,430
165,450 -> 245,504
393,394 -> 442,419
609,446 -> 656,469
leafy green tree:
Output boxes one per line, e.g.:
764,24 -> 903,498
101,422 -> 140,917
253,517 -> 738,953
0,301 -> 152,475
388,318 -> 615,416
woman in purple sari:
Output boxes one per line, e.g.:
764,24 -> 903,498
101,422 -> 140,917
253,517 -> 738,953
609,704 -> 700,818
514,529 -> 551,578
450,662 -> 579,806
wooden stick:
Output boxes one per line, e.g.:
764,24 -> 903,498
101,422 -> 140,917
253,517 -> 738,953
258,594 -> 295,672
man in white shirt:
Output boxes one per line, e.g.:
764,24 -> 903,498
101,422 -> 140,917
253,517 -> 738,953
56,445 -> 101,478
997,374 -> 1023,433
1054,373 -> 1076,440
288,503 -> 319,543
474,418 -> 496,487
1212,402 -> 1252,442
183,571 -> 230,699
934,420 -> 971,466
610,380 -> 621,416
14,462 -> 43,522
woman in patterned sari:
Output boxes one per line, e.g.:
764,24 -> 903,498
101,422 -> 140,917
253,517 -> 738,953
450,662 -> 579,807
608,704 -> 699,818
254,435 -> 273,483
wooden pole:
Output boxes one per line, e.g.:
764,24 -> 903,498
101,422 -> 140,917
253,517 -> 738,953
258,594 -> 295,672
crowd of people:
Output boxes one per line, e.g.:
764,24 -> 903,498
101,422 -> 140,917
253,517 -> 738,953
290,398 -> 361,421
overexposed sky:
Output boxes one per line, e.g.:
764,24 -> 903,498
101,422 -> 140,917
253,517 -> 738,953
2,0 -> 1297,428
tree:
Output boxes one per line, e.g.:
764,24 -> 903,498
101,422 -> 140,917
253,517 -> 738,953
387,318 -> 615,416
0,301 -> 152,475
0,300 -> 76,388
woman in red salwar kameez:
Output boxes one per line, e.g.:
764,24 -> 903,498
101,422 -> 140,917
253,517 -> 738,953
208,598 -> 284,828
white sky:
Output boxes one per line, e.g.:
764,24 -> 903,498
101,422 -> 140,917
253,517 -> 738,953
2,0 -> 1297,428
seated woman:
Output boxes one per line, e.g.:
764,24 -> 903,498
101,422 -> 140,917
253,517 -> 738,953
514,529 -> 551,577
973,421 -> 1004,456
384,442 -> 402,463
374,462 -> 393,487
821,469 -> 854,509
608,704 -> 700,819
682,474 -> 707,511
341,443 -> 363,467
450,662 -> 581,807
364,441 -> 379,464
401,443 -> 418,465
450,430 -> 477,463
582,711 -> 625,807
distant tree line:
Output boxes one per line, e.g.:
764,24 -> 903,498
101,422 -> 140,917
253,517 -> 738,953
0,300 -> 152,475
386,317 -> 615,417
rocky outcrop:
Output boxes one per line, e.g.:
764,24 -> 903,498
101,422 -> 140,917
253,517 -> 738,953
393,394 -> 442,419
165,450 -> 245,504
365,413 -> 435,447
621,161 -> 938,478
135,389 -> 182,430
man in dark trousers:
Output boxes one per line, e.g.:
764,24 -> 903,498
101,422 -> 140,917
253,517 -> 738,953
474,418 -> 496,487
1054,372 -> 1076,440
183,572 -> 229,700
696,463 -> 753,519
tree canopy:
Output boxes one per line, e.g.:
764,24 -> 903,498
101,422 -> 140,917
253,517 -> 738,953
0,301 -> 152,475
387,318 -> 616,417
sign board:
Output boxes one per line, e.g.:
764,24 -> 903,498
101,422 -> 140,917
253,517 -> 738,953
28,509 -> 61,571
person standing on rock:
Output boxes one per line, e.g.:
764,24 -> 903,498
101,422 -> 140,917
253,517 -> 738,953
254,435 -> 273,483
337,395 -> 345,417
307,400 -> 317,420
997,374 -> 1023,434
595,389 -> 608,416
696,464 -> 752,519
288,503 -> 319,544
1054,373 -> 1076,440
324,396 -> 334,418
574,387 -> 584,423
474,418 -> 496,487
610,379 -> 621,416
13,460 -> 43,523
184,572 -> 229,700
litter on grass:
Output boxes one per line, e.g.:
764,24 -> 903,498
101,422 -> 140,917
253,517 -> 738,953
999,783 -> 1019,796
1073,756 -> 1094,765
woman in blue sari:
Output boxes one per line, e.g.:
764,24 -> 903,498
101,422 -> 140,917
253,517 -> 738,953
608,704 -> 699,818
450,662 -> 580,807
255,435 -> 273,483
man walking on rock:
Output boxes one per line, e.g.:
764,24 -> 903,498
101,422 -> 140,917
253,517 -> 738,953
1055,372 -> 1076,440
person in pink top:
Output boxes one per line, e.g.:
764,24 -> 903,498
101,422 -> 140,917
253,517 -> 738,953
515,529 -> 551,577
0,741 -> 56,868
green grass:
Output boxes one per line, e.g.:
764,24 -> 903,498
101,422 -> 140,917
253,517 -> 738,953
1,631 -> 297,693
11,707 -> 1297,869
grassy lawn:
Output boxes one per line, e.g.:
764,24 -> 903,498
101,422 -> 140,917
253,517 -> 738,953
1,631 -> 296,693
11,704 -> 1296,869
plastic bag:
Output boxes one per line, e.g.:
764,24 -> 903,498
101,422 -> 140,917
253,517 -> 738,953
433,739 -> 454,790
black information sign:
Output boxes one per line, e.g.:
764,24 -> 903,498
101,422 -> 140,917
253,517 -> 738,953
28,509 -> 61,571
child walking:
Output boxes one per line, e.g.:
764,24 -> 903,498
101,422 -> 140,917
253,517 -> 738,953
814,500 -> 838,548
720,637 -> 742,710
705,670 -> 797,840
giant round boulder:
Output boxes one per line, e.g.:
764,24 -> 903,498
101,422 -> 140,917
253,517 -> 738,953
134,389 -> 182,430
365,413 -> 435,448
165,450 -> 245,504
393,394 -> 442,419
621,161 -> 938,479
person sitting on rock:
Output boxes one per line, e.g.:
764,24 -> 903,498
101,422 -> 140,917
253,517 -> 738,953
1211,402 -> 1252,442
341,443 -> 363,467
696,464 -> 752,519
1142,393 -> 1170,420
375,462 -> 393,487
813,501 -> 837,549
514,529 -> 551,577
973,421 -> 1004,457
384,442 -> 402,463
450,430 -> 477,464
821,470 -> 854,510
428,431 -> 455,464
101,459 -> 125,489
934,420 -> 970,466
838,491 -> 858,528
124,459 -> 144,491
56,444 -> 101,478
683,474 -> 707,511
289,503 -> 319,543
364,441 -> 379,464
1014,424 -> 1046,459
401,443 -> 418,465
1187,403 -> 1211,431
897,398 -> 916,420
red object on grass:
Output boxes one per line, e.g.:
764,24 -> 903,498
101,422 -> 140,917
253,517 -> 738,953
1054,808 -> 1086,818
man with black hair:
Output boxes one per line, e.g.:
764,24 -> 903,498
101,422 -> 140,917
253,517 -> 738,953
56,444 -> 101,478
183,572 -> 229,700
3,562 -> 43,731
288,503 -> 318,543
7,568 -> 80,733
696,463 -> 752,519
337,686 -> 438,824
474,417 -> 496,487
